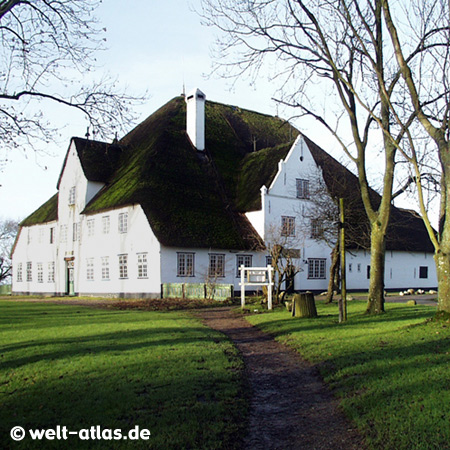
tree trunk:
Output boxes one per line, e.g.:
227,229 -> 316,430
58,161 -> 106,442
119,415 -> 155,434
435,251 -> 450,313
326,244 -> 340,303
365,227 -> 386,314
292,292 -> 318,318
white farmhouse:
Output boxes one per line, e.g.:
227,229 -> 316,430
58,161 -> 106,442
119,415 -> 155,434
11,89 -> 437,297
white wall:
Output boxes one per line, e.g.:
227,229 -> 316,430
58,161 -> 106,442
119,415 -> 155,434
12,140 -> 162,297
262,136 -> 332,292
12,221 -> 58,294
160,246 -> 267,292
346,249 -> 437,291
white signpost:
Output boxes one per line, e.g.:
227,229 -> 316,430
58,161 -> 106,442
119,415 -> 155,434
239,265 -> 274,310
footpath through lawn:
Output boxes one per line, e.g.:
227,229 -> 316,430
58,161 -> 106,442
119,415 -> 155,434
0,300 -> 245,449
246,300 -> 450,450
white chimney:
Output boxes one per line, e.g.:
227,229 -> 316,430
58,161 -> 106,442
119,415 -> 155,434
185,88 -> 206,151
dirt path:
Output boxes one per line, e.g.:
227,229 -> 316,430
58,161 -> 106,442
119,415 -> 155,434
195,307 -> 366,450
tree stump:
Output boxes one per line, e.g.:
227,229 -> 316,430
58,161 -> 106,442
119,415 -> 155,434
292,292 -> 318,318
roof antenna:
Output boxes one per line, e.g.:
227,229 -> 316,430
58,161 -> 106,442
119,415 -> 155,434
85,127 -> 90,140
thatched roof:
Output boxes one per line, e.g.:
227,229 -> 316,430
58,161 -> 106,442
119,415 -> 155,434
21,95 -> 434,253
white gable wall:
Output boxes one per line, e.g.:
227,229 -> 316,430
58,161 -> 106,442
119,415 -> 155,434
262,136 -> 332,291
245,135 -> 437,292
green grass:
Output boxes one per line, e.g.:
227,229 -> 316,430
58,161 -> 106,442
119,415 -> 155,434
246,300 -> 450,450
0,301 -> 246,449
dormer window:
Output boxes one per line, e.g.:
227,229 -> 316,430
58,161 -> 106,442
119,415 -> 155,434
68,186 -> 76,205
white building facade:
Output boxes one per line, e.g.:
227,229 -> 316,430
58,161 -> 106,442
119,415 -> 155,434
12,89 -> 437,297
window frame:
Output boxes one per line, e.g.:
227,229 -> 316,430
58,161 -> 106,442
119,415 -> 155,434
37,263 -> 43,283
101,256 -> 110,281
281,216 -> 296,237
118,254 -> 128,279
208,253 -> 226,278
296,178 -> 310,199
86,258 -> 94,281
87,219 -> 95,237
177,252 -> 195,277
236,255 -> 252,277
17,262 -> 23,282
68,186 -> 76,205
118,212 -> 128,234
26,262 -> 32,282
102,216 -> 110,234
307,258 -> 326,279
310,219 -> 323,239
137,253 -> 148,279
48,262 -> 55,283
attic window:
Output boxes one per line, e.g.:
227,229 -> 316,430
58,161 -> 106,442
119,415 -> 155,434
197,93 -> 205,99
296,179 -> 310,199
187,95 -> 194,100
68,186 -> 76,205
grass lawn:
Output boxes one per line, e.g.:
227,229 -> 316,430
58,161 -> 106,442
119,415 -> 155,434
0,300 -> 245,449
246,300 -> 450,450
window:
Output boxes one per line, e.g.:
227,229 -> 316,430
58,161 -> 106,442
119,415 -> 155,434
26,262 -> 32,282
357,263 -> 361,273
119,254 -> 128,279
281,216 -> 296,237
73,222 -> 80,241
266,255 -> 273,266
307,258 -> 326,279
101,257 -> 110,280
37,263 -> 43,283
27,229 -> 32,244
177,252 -> 195,277
86,258 -> 94,281
209,254 -> 225,278
348,263 -> 353,273
296,179 -> 310,199
236,255 -> 252,277
137,253 -> 148,278
68,186 -> 76,205
102,216 -> 110,234
118,213 -> 128,234
50,227 -> 55,244
419,266 -> 428,279
60,225 -> 67,243
310,219 -> 323,239
87,219 -> 95,237
48,262 -> 55,283
38,228 -> 45,244
17,263 -> 23,282
367,265 -> 371,279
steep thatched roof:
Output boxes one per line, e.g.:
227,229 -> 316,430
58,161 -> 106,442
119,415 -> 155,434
22,95 -> 434,253
81,97 -> 295,250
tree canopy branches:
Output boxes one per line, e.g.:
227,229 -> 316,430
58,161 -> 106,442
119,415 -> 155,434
0,0 -> 144,152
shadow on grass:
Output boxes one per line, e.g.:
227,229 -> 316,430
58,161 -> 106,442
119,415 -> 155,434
0,302 -> 247,450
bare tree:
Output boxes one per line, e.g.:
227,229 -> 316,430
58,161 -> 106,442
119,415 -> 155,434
0,218 -> 18,283
381,0 -> 450,313
199,0 -> 434,314
265,222 -> 304,303
0,0 -> 143,155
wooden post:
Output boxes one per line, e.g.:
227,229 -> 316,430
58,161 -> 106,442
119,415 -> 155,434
292,292 -> 318,318
268,265 -> 273,310
240,265 -> 245,308
339,198 -> 347,322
